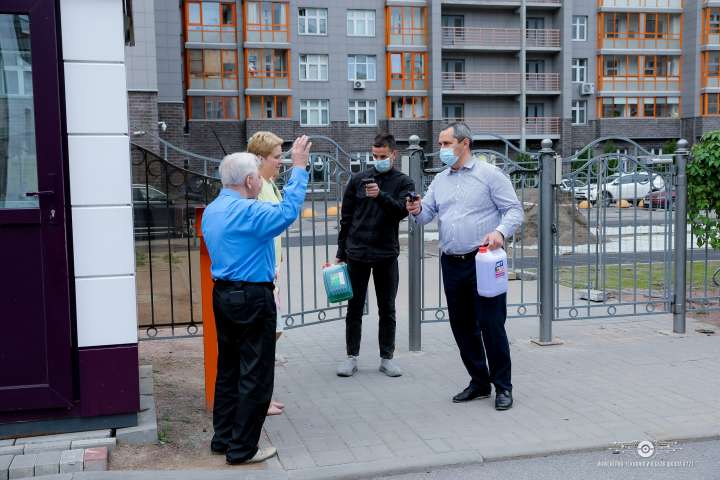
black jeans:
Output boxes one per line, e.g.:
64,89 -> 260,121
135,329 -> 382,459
211,280 -> 276,463
345,258 -> 399,359
440,254 -> 512,392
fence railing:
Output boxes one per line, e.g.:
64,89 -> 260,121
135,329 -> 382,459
441,72 -> 560,92
131,134 -> 718,346
442,117 -> 561,137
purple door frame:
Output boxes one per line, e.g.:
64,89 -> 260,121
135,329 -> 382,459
0,0 -> 75,412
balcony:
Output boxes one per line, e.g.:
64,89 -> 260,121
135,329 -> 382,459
526,29 -> 561,49
599,75 -> 680,92
443,116 -> 561,138
441,0 -> 560,7
442,27 -> 560,50
600,33 -> 681,50
598,0 -> 683,10
441,72 -> 560,94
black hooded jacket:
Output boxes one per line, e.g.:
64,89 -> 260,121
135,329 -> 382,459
336,167 -> 415,263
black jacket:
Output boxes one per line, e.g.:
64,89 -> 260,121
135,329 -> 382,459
336,167 -> 415,263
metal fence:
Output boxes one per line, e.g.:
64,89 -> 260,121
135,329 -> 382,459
131,133 -> 719,345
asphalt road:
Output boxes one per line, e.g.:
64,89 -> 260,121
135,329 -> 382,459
372,439 -> 720,480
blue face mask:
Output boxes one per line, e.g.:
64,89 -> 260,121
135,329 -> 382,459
375,159 -> 392,173
439,148 -> 459,167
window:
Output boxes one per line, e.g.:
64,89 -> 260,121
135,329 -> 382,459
571,100 -> 587,125
186,1 -> 236,43
187,49 -> 238,89
387,6 -> 426,46
599,12 -> 681,48
246,2 -> 288,43
189,96 -> 239,120
526,103 -> 545,117
348,100 -> 377,126
572,15 -> 587,41
388,52 -> 427,90
526,59 -> 545,74
300,99 -> 329,126
350,152 -> 376,173
526,17 -> 545,30
246,49 -> 289,89
702,93 -> 720,115
347,55 -> 377,81
299,54 -> 328,81
443,103 -> 464,120
389,96 -> 427,119
599,96 -> 679,118
572,58 -> 588,83
298,8 -> 327,35
0,51 -> 32,97
347,10 -> 375,37
246,95 -> 290,119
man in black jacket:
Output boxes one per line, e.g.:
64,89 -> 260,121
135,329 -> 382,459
335,133 -> 415,378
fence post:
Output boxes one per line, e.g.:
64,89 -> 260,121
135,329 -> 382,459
536,138 -> 556,345
408,135 -> 423,352
673,139 -> 689,334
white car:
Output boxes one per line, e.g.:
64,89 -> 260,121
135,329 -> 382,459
574,172 -> 664,205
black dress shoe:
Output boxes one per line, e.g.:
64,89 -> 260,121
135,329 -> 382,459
452,385 -> 492,403
495,390 -> 513,410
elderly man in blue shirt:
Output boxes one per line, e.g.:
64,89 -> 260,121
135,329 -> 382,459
202,136 -> 311,464
407,122 -> 523,411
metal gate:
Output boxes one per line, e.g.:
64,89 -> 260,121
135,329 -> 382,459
554,138 -> 677,321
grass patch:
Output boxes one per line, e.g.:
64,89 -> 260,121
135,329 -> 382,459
135,250 -> 147,267
558,261 -> 720,291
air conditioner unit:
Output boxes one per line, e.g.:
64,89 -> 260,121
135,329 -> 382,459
580,82 -> 595,96
353,80 -> 366,90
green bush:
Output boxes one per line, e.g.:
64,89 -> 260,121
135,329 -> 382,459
688,131 -> 720,249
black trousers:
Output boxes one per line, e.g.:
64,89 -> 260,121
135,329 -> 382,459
211,281 -> 276,463
345,257 -> 399,359
440,254 -> 512,392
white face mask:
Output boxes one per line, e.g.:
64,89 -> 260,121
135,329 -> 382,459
439,147 -> 459,167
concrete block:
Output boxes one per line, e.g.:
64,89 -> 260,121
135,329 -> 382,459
59,449 -> 84,474
115,423 -> 158,446
71,438 -> 116,452
0,447 -> 22,457
139,376 -> 154,395
0,455 -> 13,480
140,394 -> 154,412
8,454 -> 36,479
34,450 -> 62,476
24,441 -> 71,453
16,429 -> 111,445
139,365 -> 153,379
83,447 -> 108,472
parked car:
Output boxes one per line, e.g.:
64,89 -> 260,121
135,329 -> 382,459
642,189 -> 676,210
574,172 -> 665,206
559,178 -> 586,193
133,184 -> 180,238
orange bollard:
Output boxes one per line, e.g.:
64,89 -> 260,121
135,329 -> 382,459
196,207 -> 218,411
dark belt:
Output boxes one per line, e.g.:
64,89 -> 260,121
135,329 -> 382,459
213,279 -> 274,289
442,250 -> 477,262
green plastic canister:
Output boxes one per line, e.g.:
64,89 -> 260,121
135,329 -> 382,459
323,264 -> 353,303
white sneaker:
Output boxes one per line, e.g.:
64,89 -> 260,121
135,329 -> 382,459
337,356 -> 358,377
242,447 -> 277,464
379,358 -> 402,377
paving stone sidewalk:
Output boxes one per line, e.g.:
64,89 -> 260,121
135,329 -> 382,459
261,289 -> 720,479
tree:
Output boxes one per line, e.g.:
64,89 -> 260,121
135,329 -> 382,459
687,131 -> 720,249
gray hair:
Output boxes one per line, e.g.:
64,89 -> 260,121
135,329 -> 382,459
219,152 -> 260,187
444,122 -> 472,143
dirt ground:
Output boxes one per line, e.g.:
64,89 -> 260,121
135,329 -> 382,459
109,336 -> 272,472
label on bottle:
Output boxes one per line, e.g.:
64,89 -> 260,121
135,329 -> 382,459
332,272 -> 346,287
495,260 -> 505,279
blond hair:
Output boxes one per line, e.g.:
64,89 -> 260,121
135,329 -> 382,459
247,131 -> 283,159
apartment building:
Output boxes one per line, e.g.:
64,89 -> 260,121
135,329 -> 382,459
124,0 -> 720,163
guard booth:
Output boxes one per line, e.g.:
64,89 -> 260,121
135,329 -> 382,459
0,0 -> 139,436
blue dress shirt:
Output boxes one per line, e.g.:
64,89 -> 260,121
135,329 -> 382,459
201,167 -> 309,282
413,159 -> 524,255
